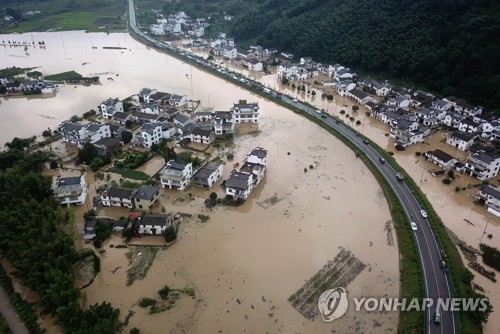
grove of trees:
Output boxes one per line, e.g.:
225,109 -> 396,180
0,138 -> 122,333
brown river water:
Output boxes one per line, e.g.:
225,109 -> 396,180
0,31 -> 497,333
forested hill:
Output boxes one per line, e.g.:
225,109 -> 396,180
220,0 -> 500,111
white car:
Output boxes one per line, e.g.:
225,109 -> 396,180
420,210 -> 427,218
411,222 -> 418,231
316,109 -> 322,114
292,99 -> 298,103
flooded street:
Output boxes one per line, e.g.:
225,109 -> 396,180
0,30 -> 497,333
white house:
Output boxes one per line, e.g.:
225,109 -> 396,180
247,59 -> 263,72
192,162 -> 223,188
160,160 -> 193,190
150,24 -> 165,35
190,127 -> 215,144
232,100 -> 259,123
101,187 -> 136,208
458,118 -> 481,134
425,149 -> 458,169
140,102 -> 159,115
194,111 -> 213,122
53,175 -> 88,206
81,122 -> 111,149
58,121 -> 85,145
136,123 -> 162,148
463,151 -> 500,180
223,47 -> 237,59
214,111 -> 234,135
225,170 -> 253,200
161,122 -> 176,139
173,113 -> 193,127
99,98 -> 123,119
446,131 -> 477,151
169,94 -> 188,107
138,213 -> 174,235
475,185 -> 500,216
365,79 -> 392,97
139,87 -> 158,103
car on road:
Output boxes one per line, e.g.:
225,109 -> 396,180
434,310 -> 441,325
363,139 -> 369,144
411,222 -> 418,231
379,157 -> 386,164
321,115 -> 327,119
292,99 -> 298,103
315,109 -> 322,114
396,172 -> 405,182
420,209 -> 428,218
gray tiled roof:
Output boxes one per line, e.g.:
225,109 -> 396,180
105,187 -> 136,199
133,185 -> 160,200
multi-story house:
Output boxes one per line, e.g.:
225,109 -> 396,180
192,162 -> 223,188
138,213 -> 174,235
160,160 -> 193,190
225,147 -> 268,200
425,149 -> 458,170
101,187 -> 136,208
100,98 -> 124,119
463,151 -> 500,180
214,111 -> 234,135
138,87 -> 158,103
446,131 -> 477,151
475,185 -> 500,215
136,123 -> 162,148
190,127 -> 215,144
232,100 -> 259,123
59,121 -> 111,148
53,175 -> 88,206
132,185 -> 160,212
140,102 -> 159,115
458,118 -> 481,134
390,118 -> 425,147
58,121 -> 85,145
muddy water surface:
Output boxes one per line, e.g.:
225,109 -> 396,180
1,32 -> 400,333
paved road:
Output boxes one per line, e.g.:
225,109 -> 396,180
127,1 -> 456,332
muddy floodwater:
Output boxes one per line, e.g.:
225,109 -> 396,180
0,30 -> 496,333
1,32 -> 400,333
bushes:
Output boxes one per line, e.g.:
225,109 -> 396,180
480,243 -> 500,271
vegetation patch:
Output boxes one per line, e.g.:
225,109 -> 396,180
44,70 -> 83,81
288,249 -> 365,320
125,246 -> 159,286
479,243 -> 500,272
109,168 -> 150,181
257,192 -> 283,208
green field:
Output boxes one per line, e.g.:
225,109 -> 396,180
1,0 -> 127,33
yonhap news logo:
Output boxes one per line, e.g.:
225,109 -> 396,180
318,287 -> 489,322
317,287 -> 349,322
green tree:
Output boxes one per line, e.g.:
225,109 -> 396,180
163,224 -> 178,242
158,285 -> 171,299
352,105 -> 359,112
78,143 -> 98,164
121,130 -> 133,144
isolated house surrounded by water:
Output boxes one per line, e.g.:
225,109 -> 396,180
132,185 -> 160,211
160,160 -> 193,190
232,100 -> 259,123
225,147 -> 268,200
192,162 -> 223,188
53,175 -> 88,206
214,111 -> 234,135
425,149 -> 457,170
475,185 -> 500,217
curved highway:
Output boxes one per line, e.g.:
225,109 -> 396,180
127,0 -> 456,332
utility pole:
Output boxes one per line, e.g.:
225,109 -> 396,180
480,214 -> 491,243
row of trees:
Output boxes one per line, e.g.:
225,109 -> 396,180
0,138 -> 123,333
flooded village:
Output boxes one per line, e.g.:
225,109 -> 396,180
0,27 -> 499,334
